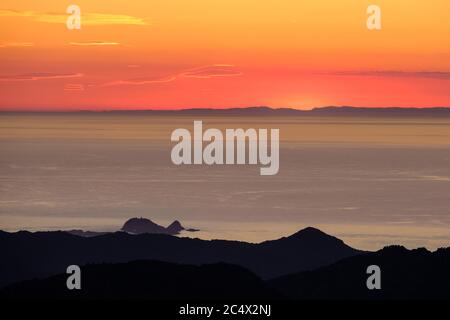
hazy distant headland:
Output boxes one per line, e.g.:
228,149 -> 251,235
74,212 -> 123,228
2,106 -> 450,117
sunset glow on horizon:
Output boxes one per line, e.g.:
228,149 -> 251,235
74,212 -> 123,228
0,0 -> 449,110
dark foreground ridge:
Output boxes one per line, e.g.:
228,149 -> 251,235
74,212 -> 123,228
0,226 -> 360,287
269,246 -> 450,299
2,246 -> 450,299
1,260 -> 279,300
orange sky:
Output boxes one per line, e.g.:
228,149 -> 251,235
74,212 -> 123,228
0,0 -> 449,110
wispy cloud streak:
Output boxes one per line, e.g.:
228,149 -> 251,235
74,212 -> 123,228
0,73 -> 83,82
325,70 -> 450,79
101,64 -> 242,87
0,42 -> 34,48
0,9 -> 148,26
69,41 -> 120,46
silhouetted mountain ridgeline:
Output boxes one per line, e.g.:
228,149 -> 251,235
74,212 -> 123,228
2,246 -> 450,299
1,260 -> 279,300
0,227 -> 359,288
269,246 -> 450,299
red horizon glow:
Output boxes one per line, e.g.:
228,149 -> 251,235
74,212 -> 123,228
0,0 -> 449,111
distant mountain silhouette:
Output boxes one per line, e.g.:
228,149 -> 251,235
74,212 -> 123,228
307,106 -> 450,117
0,260 -> 279,300
65,218 -> 197,237
0,227 -> 361,288
3,106 -> 450,117
121,217 -> 168,234
169,106 -> 450,117
166,220 -> 185,234
269,246 -> 450,299
120,217 -> 192,235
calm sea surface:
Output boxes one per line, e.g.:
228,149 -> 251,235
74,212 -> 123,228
1,114 -> 449,250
